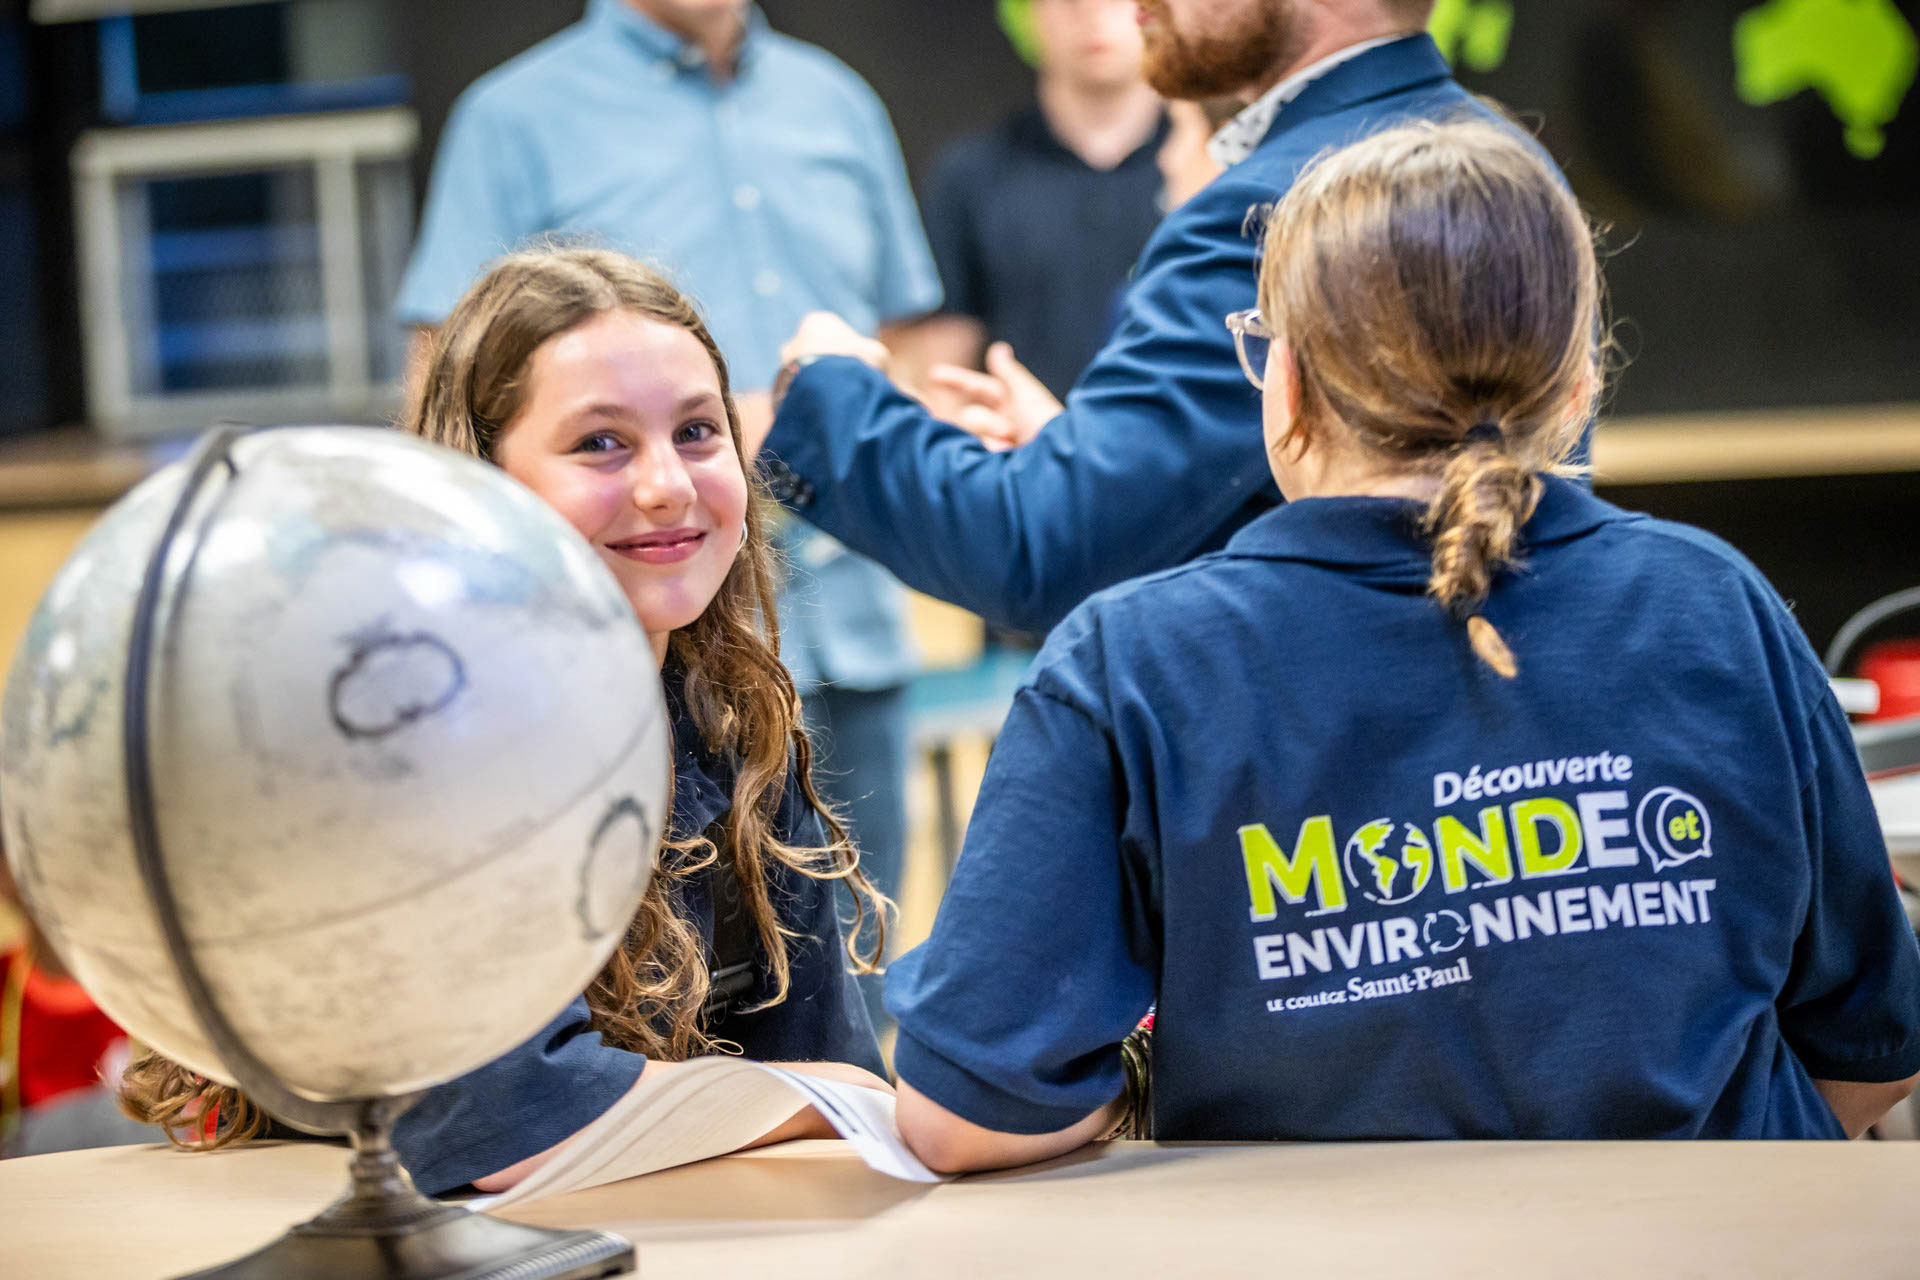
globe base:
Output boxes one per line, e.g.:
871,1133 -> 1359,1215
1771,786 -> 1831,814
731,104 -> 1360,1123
173,1110 -> 634,1280
176,1210 -> 634,1280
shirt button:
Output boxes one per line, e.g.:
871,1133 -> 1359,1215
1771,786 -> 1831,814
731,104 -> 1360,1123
753,270 -> 782,297
734,184 -> 761,211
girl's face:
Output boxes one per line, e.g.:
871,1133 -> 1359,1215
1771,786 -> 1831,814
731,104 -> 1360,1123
495,310 -> 748,664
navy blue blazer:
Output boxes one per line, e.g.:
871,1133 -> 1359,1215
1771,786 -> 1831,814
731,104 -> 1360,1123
763,36 -> 1558,636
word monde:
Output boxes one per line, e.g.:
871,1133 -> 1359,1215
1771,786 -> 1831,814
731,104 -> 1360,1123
1239,750 -> 1712,922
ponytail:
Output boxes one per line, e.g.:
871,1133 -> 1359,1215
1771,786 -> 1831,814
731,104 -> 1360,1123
1424,422 -> 1536,678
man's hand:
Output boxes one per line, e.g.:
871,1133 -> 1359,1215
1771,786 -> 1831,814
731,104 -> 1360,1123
924,342 -> 1064,451
780,312 -> 891,372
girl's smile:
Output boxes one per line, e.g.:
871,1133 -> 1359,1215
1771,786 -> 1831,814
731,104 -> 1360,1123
605,527 -> 708,564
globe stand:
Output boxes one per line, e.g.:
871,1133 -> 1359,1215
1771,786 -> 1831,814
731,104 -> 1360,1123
125,428 -> 636,1280
181,1107 -> 632,1280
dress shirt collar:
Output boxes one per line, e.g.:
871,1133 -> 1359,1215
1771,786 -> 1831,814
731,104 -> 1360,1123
1206,34 -> 1407,168
590,0 -> 767,75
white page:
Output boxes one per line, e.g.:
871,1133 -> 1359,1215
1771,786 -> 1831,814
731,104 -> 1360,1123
471,1057 -> 943,1211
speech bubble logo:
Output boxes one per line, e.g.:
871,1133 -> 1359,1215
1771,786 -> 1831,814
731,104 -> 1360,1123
1635,786 -> 1713,872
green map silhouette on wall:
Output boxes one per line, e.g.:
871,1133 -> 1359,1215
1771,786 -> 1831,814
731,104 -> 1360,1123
1734,0 -> 1917,158
1429,0 -> 1514,72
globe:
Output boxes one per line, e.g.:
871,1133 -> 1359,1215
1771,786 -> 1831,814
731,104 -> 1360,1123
1342,819 -> 1434,907
0,426 -> 670,1103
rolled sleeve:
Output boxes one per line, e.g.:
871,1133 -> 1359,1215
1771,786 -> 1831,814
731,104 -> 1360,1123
391,997 -> 646,1195
1778,691 -> 1920,1083
886,648 -> 1152,1133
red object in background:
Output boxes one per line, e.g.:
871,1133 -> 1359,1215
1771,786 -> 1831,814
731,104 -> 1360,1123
2,946 -> 128,1112
1860,640 -> 1920,722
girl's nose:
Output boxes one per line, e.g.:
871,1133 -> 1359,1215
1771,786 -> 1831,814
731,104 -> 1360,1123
630,440 -> 697,514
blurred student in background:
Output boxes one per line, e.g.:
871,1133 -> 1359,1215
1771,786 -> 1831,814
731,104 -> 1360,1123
396,0 -> 942,1032
898,0 -> 1167,452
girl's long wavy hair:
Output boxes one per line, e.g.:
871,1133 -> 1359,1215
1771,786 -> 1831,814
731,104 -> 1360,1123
121,247 -> 889,1148
1259,117 -> 1605,680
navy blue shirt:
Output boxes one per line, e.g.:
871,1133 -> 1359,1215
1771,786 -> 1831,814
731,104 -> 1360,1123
922,107 -> 1169,398
887,477 -> 1920,1140
764,36 -> 1557,636
394,676 -> 881,1194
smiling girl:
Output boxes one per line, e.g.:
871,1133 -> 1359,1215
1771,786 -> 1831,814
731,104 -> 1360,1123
121,248 -> 892,1193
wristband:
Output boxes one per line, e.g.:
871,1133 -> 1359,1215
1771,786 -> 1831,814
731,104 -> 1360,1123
770,352 -> 829,414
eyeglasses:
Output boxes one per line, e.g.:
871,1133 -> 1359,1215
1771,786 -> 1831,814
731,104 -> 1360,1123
1224,309 -> 1273,390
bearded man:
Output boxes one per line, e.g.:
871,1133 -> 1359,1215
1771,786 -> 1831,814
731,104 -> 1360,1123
760,0 -> 1570,636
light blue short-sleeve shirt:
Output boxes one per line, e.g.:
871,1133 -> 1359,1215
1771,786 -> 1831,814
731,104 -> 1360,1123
397,0 -> 940,687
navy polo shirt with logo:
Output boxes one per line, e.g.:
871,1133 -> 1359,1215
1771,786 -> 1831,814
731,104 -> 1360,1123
886,477 -> 1920,1139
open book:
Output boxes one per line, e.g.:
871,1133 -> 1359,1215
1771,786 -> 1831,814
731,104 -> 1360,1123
471,1057 -> 944,1210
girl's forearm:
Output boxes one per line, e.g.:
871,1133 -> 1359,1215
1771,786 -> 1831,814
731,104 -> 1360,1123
1814,1073 -> 1920,1138
895,1079 -> 1123,1175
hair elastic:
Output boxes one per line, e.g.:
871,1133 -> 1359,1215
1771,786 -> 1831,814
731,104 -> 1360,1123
1463,420 -> 1505,448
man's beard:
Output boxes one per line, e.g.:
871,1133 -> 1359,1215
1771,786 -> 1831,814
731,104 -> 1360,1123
1139,0 -> 1301,100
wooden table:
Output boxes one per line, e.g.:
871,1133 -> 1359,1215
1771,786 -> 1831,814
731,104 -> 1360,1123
4,1138 -> 1919,1278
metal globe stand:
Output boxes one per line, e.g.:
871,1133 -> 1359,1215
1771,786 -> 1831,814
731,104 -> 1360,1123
126,427 -> 635,1280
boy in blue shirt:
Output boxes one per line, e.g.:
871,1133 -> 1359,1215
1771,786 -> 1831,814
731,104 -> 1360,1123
882,119 -> 1920,1172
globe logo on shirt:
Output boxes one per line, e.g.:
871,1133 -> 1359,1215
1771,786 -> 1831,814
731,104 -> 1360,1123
1343,819 -> 1435,906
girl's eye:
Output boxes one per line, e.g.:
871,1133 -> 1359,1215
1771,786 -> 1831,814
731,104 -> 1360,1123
677,420 -> 722,445
572,431 -> 624,455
